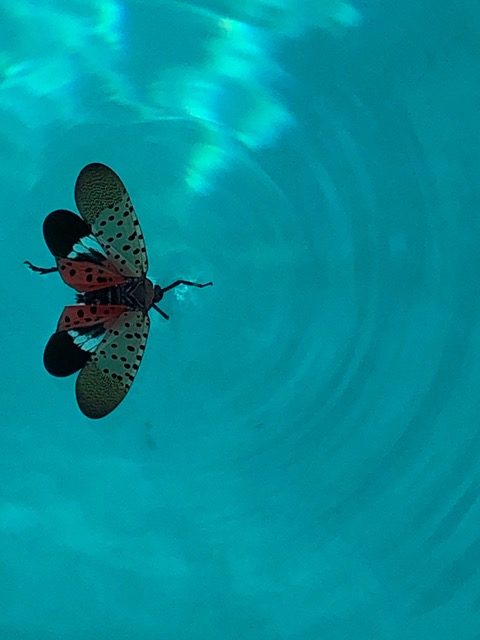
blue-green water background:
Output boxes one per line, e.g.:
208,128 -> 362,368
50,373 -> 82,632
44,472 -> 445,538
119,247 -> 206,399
2,1 -> 480,638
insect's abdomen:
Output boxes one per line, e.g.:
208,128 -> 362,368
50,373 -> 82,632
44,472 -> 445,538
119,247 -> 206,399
77,277 -> 154,311
77,286 -> 127,307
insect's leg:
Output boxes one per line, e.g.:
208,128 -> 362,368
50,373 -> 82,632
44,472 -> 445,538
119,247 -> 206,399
161,279 -> 213,293
24,261 -> 58,275
152,304 -> 170,320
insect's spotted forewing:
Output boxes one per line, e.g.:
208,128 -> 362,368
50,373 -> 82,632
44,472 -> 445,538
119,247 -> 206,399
76,311 -> 150,419
74,163 -> 148,278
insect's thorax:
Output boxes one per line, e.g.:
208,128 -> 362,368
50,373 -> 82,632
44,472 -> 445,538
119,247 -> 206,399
78,277 -> 155,311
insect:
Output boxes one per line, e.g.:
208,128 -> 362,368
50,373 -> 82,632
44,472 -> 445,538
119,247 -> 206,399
26,163 -> 212,419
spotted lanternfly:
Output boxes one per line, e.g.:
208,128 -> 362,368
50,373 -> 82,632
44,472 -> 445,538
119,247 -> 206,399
26,163 -> 212,419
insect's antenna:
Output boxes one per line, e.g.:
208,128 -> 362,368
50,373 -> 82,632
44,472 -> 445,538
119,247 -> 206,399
24,261 -> 58,275
152,304 -> 169,320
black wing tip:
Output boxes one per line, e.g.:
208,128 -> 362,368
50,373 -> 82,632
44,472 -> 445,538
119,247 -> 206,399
42,209 -> 91,258
77,162 -> 115,177
78,406 -> 110,420
74,163 -> 119,199
44,331 -> 91,377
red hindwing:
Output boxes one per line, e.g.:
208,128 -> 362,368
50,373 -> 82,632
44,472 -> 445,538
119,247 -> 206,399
56,258 -> 127,292
57,304 -> 129,332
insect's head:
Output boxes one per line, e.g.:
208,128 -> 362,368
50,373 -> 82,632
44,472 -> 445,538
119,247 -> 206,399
152,284 -> 163,303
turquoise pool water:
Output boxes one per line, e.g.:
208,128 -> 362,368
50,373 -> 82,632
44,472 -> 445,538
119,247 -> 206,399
2,1 -> 480,638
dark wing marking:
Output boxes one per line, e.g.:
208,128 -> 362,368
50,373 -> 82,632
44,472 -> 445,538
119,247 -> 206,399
43,209 -> 91,258
44,331 -> 92,377
74,163 -> 148,278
